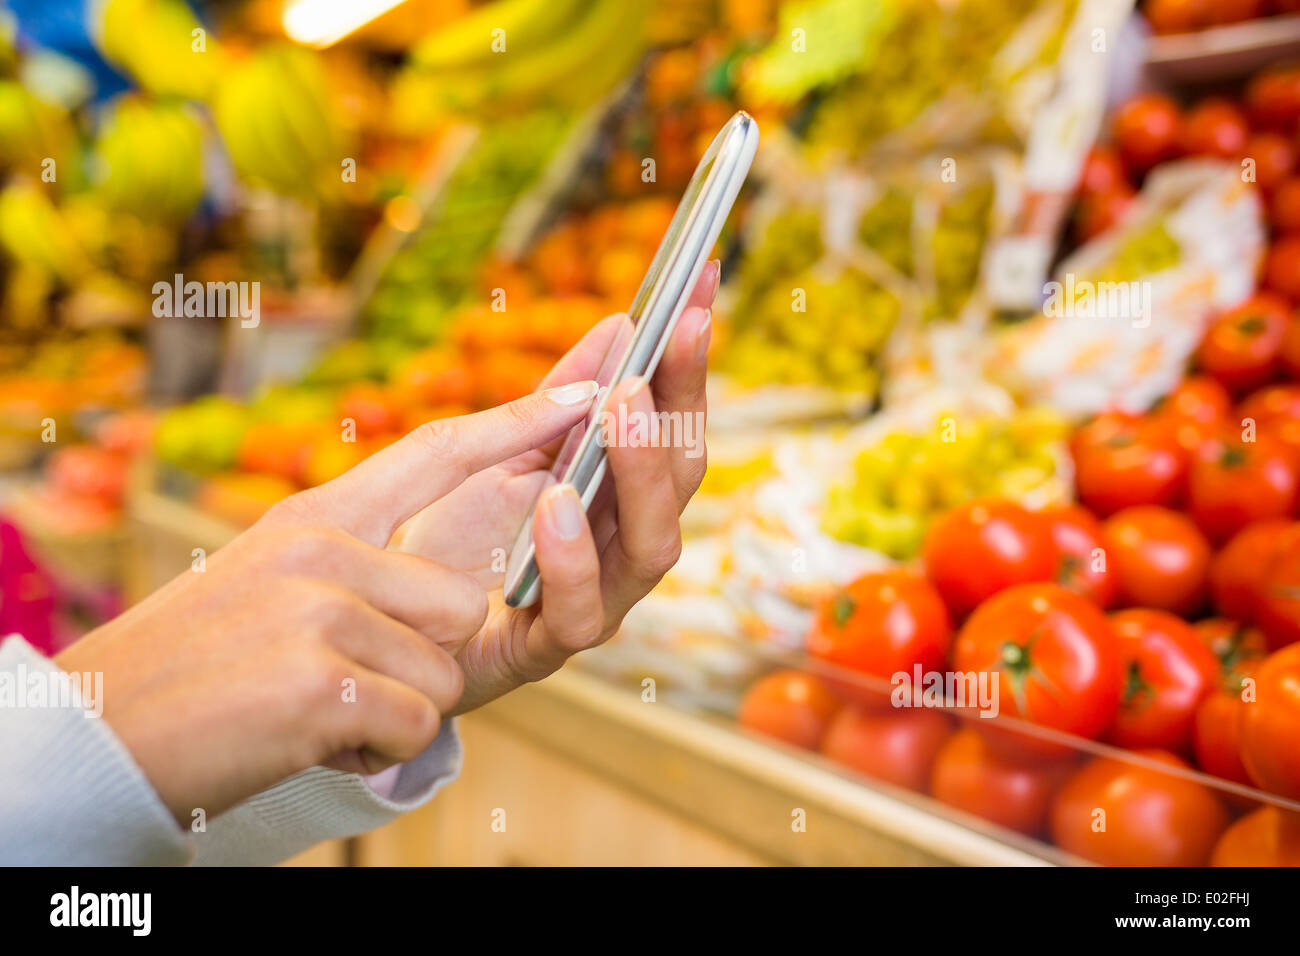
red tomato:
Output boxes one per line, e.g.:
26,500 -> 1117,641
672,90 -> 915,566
1195,617 -> 1269,674
1272,177 -> 1300,234
1245,132 -> 1298,191
952,584 -> 1122,746
1265,236 -> 1300,302
1144,0 -> 1211,33
1193,658 -> 1260,787
1042,505 -> 1117,608
1113,94 -> 1184,175
1239,383 -> 1300,457
1240,643 -> 1300,797
930,728 -> 1073,836
1107,609 -> 1219,753
1240,382 -> 1300,420
1077,146 -> 1129,198
819,707 -> 952,792
1210,522 -> 1300,622
1153,376 -> 1233,456
1256,536 -> 1300,649
1075,187 -> 1135,241
1211,807 -> 1300,866
1050,751 -> 1229,866
1102,506 -> 1212,616
1246,67 -> 1300,131
1195,293 -> 1292,394
1158,374 -> 1233,424
736,670 -> 841,750
1283,319 -> 1300,380
1181,98 -> 1250,159
806,571 -> 952,680
1188,434 -> 1300,544
922,500 -> 1056,620
1208,0 -> 1265,23
1072,413 -> 1186,515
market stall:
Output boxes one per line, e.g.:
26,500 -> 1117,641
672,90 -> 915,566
4,0 -> 1300,867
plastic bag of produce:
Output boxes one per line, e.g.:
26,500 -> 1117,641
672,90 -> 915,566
585,536 -> 768,708
713,147 -> 1011,425
990,160 -> 1266,417
715,384 -> 1072,647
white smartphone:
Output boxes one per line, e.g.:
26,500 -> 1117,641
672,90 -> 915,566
502,110 -> 759,609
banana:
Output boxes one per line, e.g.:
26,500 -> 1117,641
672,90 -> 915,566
264,46 -> 339,187
413,0 -> 589,72
545,0 -> 647,106
0,81 -> 74,176
418,0 -> 639,114
476,0 -> 644,110
212,45 -> 345,199
0,82 -> 42,164
96,0 -> 150,72
0,181 -> 89,280
93,97 -> 204,222
95,0 -> 223,101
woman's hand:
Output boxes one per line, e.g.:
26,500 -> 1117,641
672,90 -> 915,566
400,260 -> 719,713
55,384 -> 599,823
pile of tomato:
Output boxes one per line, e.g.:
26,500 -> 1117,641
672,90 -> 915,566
1075,62 -> 1300,295
1143,0 -> 1300,35
737,287 -> 1300,868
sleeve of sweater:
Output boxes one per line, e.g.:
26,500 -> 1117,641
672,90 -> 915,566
0,635 -> 462,866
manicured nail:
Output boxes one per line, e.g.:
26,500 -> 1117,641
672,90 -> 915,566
695,309 -> 712,364
545,380 -> 599,406
708,259 -> 721,299
547,485 -> 584,540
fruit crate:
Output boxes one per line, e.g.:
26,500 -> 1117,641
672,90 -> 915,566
693,637 -> 1300,867
122,462 -> 244,605
1145,13 -> 1300,83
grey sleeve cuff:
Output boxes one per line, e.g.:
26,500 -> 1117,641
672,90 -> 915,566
0,636 -> 192,866
191,718 -> 462,866
0,633 -> 462,867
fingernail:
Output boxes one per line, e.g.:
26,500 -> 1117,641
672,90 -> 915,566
695,309 -> 712,364
547,485 -> 584,540
708,259 -> 721,299
545,380 -> 599,406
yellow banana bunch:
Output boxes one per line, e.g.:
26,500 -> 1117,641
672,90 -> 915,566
0,81 -> 75,178
95,0 -> 223,101
93,96 -> 204,223
212,44 -> 349,200
0,181 -> 91,281
412,0 -> 589,70
411,0 -> 647,115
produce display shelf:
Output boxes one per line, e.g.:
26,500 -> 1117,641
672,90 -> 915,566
1145,14 -> 1300,82
125,469 -> 1071,866
483,665 -> 1071,866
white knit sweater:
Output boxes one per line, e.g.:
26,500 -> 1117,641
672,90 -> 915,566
0,635 -> 462,865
